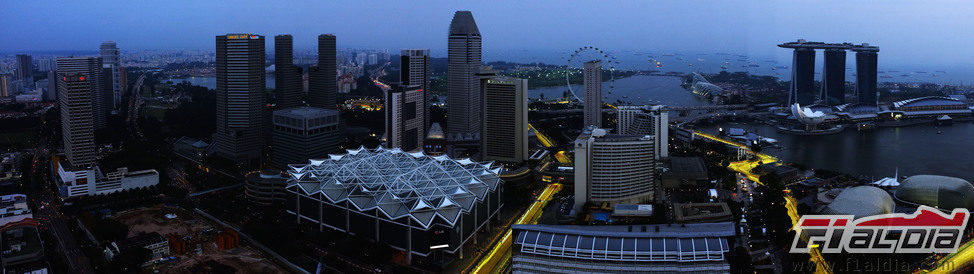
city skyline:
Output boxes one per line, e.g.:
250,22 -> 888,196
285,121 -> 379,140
3,1 -> 974,66
4,2 -> 974,273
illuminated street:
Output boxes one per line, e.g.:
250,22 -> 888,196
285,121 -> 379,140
469,183 -> 563,273
694,131 -> 832,274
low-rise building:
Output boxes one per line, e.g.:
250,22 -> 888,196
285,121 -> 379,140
1,221 -> 49,274
244,169 -> 288,205
673,202 -> 733,224
53,155 -> 159,198
512,222 -> 734,273
0,194 -> 31,227
661,157 -> 709,189
106,232 -> 170,262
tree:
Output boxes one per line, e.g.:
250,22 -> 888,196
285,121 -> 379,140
93,219 -> 129,243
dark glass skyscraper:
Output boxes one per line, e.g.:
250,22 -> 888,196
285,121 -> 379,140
385,85 -> 425,152
856,51 -> 878,105
481,75 -> 528,165
447,11 -> 482,140
15,54 -> 33,90
400,49 -> 431,134
271,107 -> 340,169
821,49 -> 846,106
308,34 -> 337,109
213,34 -> 266,165
100,41 -> 122,111
789,48 -> 816,106
274,35 -> 303,108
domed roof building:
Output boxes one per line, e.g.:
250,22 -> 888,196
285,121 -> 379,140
894,175 -> 974,210
822,186 -> 894,218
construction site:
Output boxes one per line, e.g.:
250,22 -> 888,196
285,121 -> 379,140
111,205 -> 288,273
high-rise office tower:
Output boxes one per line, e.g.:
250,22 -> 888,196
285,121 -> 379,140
855,51 -> 878,105
481,75 -> 528,165
275,35 -> 303,108
308,34 -> 337,109
385,85 -> 425,151
789,48 -> 816,106
57,57 -> 102,168
46,70 -> 57,101
213,34 -> 266,165
583,60 -> 602,128
821,49 -> 846,106
100,41 -> 122,111
447,11 -> 483,140
15,54 -> 33,90
616,105 -> 668,159
57,57 -> 107,129
573,127 -> 656,211
401,49 -> 431,133
271,107 -> 340,169
0,75 -> 9,97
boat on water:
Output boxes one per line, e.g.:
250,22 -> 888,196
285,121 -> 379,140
880,75 -> 893,79
936,70 -> 947,73
748,64 -> 760,67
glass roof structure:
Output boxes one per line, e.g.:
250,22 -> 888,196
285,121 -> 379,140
513,223 -> 733,262
893,96 -> 966,109
287,146 -> 502,229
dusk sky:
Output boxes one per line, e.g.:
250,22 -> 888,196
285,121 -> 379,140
3,0 -> 973,65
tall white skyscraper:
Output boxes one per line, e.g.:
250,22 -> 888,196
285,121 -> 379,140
446,11 -> 482,141
583,60 -> 602,128
57,57 -> 102,167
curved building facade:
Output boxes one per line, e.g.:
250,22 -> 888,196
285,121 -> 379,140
245,169 -> 288,205
822,186 -> 893,218
894,175 -> 974,210
512,223 -> 734,273
574,128 -> 656,210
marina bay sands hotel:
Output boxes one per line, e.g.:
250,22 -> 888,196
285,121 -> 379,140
778,40 -> 879,107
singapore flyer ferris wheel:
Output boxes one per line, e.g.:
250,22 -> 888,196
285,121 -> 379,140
563,46 -> 618,103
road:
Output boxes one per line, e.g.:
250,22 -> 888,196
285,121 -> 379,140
693,131 -> 832,274
919,235 -> 974,273
127,73 -> 148,141
468,183 -> 563,273
30,158 -> 95,274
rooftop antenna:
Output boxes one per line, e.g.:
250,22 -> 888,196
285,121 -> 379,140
894,167 -> 899,183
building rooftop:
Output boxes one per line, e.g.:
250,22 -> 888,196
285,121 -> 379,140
449,11 -> 480,35
287,146 -> 502,229
1,225 -> 44,265
664,157 -> 708,178
892,96 -> 967,109
823,186 -> 894,218
512,223 -> 733,262
777,40 -> 879,52
273,106 -> 339,118
894,175 -> 974,210
514,222 -> 735,238
673,203 -> 733,223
